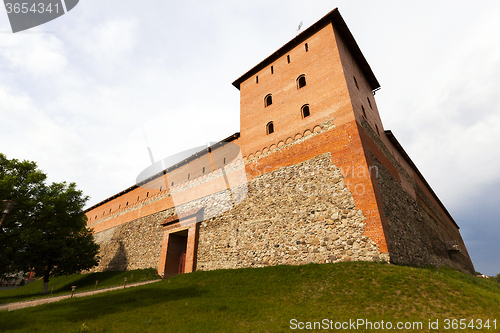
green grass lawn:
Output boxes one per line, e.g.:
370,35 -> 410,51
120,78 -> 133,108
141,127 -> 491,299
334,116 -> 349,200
0,262 -> 499,332
0,268 -> 160,305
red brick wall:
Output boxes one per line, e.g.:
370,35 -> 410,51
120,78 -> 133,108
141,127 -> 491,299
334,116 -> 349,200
238,22 -> 355,158
86,140 -> 245,233
334,27 -> 384,135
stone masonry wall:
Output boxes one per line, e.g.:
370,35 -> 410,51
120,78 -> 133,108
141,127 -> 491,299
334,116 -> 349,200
89,209 -> 173,272
371,155 -> 474,274
357,117 -> 474,274
196,153 -> 389,270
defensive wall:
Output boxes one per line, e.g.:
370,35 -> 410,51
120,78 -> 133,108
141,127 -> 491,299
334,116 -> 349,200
85,8 -> 474,275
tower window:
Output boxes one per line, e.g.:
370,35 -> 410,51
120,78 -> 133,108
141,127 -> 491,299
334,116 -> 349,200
188,174 -> 190,180
271,66 -> 274,74
223,157 -> 226,164
297,75 -> 306,89
367,97 -> 373,109
266,122 -> 274,135
361,105 -> 366,118
287,55 -> 290,63
256,76 -> 258,84
301,104 -> 310,118
203,167 -> 205,173
265,94 -> 273,107
305,43 -> 309,52
354,76 -> 359,90
171,181 -> 174,186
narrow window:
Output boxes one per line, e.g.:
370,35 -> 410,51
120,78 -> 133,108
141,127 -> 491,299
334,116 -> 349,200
103,211 -> 105,215
137,196 -> 139,201
361,105 -> 366,118
171,181 -> 174,186
375,124 -> 380,135
301,104 -> 310,118
126,202 -> 128,206
305,43 -> 309,52
160,186 -> 162,191
265,94 -> 273,107
271,66 -> 274,74
266,122 -> 274,135
256,75 -> 258,84
354,76 -> 359,90
287,55 -> 290,63
223,157 -> 226,164
188,174 -> 190,180
297,75 -> 306,89
109,208 -> 111,213
95,215 -> 97,219
367,97 -> 372,109
119,204 -> 121,209
203,167 -> 205,173
146,192 -> 149,197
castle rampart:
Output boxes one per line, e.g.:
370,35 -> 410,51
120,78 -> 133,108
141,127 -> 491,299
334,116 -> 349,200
85,8 -> 474,276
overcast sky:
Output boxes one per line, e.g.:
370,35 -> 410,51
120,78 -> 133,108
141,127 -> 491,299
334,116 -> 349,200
1,1 -> 499,276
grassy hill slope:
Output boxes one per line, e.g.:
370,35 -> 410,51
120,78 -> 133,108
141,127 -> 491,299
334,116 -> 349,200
1,262 -> 499,332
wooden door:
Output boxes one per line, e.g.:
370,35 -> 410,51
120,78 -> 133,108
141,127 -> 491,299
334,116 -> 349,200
178,252 -> 186,274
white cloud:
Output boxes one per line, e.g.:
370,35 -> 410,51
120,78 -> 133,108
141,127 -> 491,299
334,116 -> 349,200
0,34 -> 67,76
78,18 -> 138,66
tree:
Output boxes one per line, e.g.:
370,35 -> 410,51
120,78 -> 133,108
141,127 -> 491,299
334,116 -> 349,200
0,154 -> 99,294
0,154 -> 46,276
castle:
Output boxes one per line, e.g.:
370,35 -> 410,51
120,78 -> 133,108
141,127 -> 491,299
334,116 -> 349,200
85,8 -> 475,276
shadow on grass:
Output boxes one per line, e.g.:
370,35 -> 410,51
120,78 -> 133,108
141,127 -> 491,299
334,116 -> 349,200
0,269 -> 160,305
1,284 -> 207,331
58,270 -> 134,291
63,286 -> 206,321
0,291 -> 45,304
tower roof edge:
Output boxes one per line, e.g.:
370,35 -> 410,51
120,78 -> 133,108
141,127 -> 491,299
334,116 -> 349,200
232,8 -> 380,91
